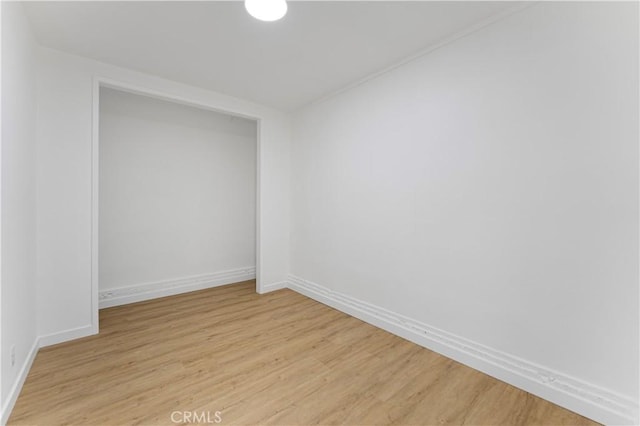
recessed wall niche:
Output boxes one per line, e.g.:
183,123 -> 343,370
98,87 -> 257,306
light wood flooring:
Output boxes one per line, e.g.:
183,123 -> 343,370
9,280 -> 598,425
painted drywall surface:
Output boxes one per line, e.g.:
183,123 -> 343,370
1,1 -> 38,412
36,47 -> 290,338
99,88 -> 256,290
291,1 -> 638,403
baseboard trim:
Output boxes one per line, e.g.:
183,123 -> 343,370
99,267 -> 256,308
1,324 -> 97,424
287,274 -> 638,426
258,281 -> 288,294
0,337 -> 39,426
39,324 -> 96,348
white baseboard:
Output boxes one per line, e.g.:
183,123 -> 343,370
258,280 -> 288,294
99,267 -> 256,308
4,274 -> 635,425
38,324 -> 96,348
0,324 -> 96,425
0,337 -> 39,426
287,274 -> 638,426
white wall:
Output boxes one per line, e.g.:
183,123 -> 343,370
291,2 -> 638,424
0,2 -> 38,421
99,88 -> 256,293
36,46 -> 290,342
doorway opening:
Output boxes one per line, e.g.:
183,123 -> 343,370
91,81 -> 261,332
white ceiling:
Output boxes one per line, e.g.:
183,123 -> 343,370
24,1 -> 518,111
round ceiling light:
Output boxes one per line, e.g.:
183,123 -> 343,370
245,0 -> 287,22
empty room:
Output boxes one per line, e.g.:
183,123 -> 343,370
1,1 -> 638,425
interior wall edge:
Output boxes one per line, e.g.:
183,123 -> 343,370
302,2 -> 534,111
1,1 -> 38,422
286,274 -> 639,426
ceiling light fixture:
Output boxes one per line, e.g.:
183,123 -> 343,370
245,0 -> 287,22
